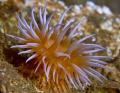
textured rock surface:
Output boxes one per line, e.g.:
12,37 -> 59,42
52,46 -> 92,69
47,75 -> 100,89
0,0 -> 120,93
0,56 -> 42,93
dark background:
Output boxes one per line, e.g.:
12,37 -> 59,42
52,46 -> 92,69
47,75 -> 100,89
61,0 -> 120,14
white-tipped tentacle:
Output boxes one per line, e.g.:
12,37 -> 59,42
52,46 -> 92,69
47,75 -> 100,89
57,20 -> 78,43
72,34 -> 96,46
83,66 -> 108,80
55,52 -> 70,58
82,48 -> 105,54
67,17 -> 88,41
46,24 -> 63,39
6,34 -> 26,43
18,49 -> 34,55
27,43 -> 40,47
81,44 -> 105,49
16,24 -> 32,39
20,11 -> 30,31
42,11 -> 57,36
53,6 -> 73,37
72,32 -> 82,38
85,62 -> 113,71
30,21 -> 40,41
62,17 -> 75,30
75,73 -> 84,90
15,12 -> 27,29
42,56 -> 47,75
72,64 -> 88,78
57,5 -> 73,29
43,1 -> 48,25
82,68 -> 103,82
31,5 -> 40,31
77,47 -> 105,54
64,73 -> 72,88
26,54 -> 38,63
46,62 -> 52,81
10,45 -> 30,48
82,56 -> 113,60
65,43 -> 84,54
89,59 -> 107,64
68,74 -> 77,89
34,61 -> 42,73
53,65 -> 57,82
39,6 -> 43,26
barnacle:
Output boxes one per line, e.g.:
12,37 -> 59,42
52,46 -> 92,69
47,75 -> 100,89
7,2 -> 113,90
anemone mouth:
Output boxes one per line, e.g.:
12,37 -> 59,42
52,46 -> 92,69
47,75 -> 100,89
6,1 -> 113,90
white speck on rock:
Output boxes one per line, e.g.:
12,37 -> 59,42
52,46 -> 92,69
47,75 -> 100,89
58,1 -> 65,6
52,8 -> 55,11
71,12 -> 75,16
116,18 -> 120,23
107,47 -> 112,56
87,6 -> 93,11
86,1 -> 96,12
73,5 -> 81,14
95,5 -> 103,14
102,6 -> 112,15
117,36 -> 120,42
64,6 -> 68,9
79,4 -> 83,8
101,20 -> 113,31
57,12 -> 62,16
86,1 -> 95,7
107,26 -> 113,31
92,37 -> 96,42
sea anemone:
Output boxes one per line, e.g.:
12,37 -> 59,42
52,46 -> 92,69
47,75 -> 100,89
6,2 -> 113,90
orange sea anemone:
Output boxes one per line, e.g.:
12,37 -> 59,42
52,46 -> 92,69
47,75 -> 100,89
6,2 -> 113,90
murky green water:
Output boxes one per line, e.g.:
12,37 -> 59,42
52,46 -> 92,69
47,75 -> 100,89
62,0 -> 120,14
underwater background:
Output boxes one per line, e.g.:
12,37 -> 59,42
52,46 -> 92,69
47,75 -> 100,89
0,0 -> 120,93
